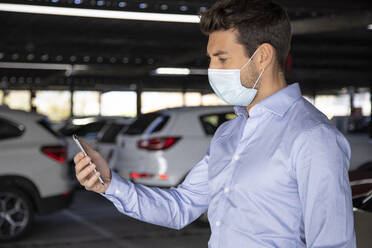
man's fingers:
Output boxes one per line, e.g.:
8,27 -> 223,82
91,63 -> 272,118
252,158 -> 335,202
76,163 -> 96,182
73,152 -> 85,164
75,156 -> 91,174
85,172 -> 101,189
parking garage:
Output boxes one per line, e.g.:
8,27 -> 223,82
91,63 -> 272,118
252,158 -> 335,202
1,0 -> 372,247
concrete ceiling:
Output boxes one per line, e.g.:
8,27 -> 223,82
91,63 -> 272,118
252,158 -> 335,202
0,0 -> 371,95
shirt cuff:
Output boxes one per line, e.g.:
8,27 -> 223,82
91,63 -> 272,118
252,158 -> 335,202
99,170 -> 127,202
99,170 -> 130,213
105,170 -> 123,195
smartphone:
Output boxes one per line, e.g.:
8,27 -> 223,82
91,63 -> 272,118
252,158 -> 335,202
72,134 -> 105,185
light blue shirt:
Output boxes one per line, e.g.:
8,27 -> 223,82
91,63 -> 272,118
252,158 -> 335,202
101,83 -> 356,248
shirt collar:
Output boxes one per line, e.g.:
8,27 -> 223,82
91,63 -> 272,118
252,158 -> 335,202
234,82 -> 302,118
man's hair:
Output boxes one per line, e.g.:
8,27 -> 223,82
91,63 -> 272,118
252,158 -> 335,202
200,0 -> 292,72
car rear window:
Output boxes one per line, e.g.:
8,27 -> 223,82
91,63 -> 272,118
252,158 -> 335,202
98,123 -> 127,143
38,118 -> 63,138
60,120 -> 106,137
124,113 -> 169,135
0,117 -> 25,140
200,112 -> 236,135
75,121 -> 106,137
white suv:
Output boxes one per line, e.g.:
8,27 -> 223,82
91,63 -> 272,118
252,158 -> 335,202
0,106 -> 74,241
114,106 -> 236,187
113,106 -> 372,188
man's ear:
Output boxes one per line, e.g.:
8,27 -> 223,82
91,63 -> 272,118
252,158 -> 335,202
257,43 -> 275,70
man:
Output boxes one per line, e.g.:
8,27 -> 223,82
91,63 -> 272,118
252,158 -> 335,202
74,0 -> 356,247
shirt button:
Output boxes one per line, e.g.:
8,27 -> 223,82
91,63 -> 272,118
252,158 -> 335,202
115,189 -> 120,194
233,155 -> 239,161
224,187 -> 229,193
215,220 -> 221,227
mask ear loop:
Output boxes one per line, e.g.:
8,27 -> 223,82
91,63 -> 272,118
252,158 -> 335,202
252,68 -> 265,89
240,48 -> 259,71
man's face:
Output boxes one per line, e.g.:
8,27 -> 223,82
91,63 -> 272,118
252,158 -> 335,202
206,29 -> 259,88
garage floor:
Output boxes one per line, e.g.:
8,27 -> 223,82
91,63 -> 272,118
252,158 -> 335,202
2,190 -> 370,248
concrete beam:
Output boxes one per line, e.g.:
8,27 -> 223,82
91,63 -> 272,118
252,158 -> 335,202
292,11 -> 372,35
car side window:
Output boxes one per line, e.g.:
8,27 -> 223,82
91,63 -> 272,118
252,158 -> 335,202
0,117 -> 25,141
200,112 -> 236,135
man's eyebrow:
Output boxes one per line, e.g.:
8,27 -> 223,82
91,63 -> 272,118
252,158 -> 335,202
206,51 -> 228,57
213,51 -> 228,56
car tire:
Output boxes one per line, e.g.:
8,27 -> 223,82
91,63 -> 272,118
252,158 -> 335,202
0,188 -> 34,242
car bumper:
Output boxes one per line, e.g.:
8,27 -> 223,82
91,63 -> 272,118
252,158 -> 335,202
37,191 -> 75,215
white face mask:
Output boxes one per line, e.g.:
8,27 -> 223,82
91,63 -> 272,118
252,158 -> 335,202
208,48 -> 265,106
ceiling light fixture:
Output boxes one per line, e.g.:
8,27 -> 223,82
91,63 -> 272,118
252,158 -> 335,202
0,62 -> 88,71
154,68 -> 207,75
0,3 -> 200,23
155,68 -> 190,75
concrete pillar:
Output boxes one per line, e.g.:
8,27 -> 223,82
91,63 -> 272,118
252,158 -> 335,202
183,90 -> 187,107
312,88 -> 316,105
70,89 -> 74,117
98,91 -> 102,116
30,90 -> 36,112
136,84 -> 142,117
348,86 -> 355,115
2,90 -> 9,106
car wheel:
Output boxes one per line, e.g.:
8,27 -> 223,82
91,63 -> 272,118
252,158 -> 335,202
0,188 -> 34,242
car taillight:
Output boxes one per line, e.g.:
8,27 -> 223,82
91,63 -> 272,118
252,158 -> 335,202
130,172 -> 151,179
159,174 -> 168,180
130,172 -> 169,180
137,136 -> 181,151
41,145 -> 67,163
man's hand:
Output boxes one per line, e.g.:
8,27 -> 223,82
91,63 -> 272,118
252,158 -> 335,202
74,139 -> 112,194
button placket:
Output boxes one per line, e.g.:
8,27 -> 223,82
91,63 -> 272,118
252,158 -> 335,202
214,118 -> 250,247
221,115 -> 261,214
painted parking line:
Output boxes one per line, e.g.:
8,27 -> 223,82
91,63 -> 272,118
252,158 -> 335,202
62,209 -> 134,248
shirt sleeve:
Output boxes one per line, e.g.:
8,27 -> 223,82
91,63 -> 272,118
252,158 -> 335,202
294,124 -> 357,248
99,146 -> 210,230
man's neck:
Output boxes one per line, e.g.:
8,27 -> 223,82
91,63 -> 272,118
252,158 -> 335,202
246,73 -> 287,115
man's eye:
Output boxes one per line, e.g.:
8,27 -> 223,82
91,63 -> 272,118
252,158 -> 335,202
219,58 -> 227,63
